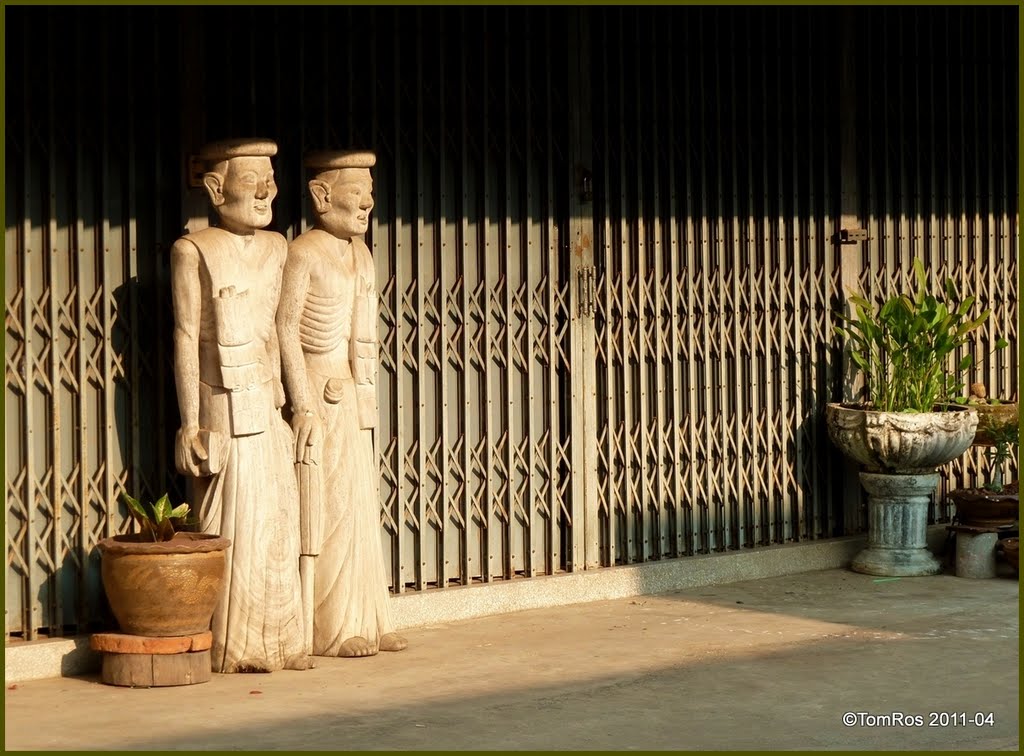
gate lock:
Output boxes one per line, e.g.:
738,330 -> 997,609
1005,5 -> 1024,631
577,266 -> 596,318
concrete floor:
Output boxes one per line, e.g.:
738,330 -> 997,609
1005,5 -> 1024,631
4,568 -> 1018,751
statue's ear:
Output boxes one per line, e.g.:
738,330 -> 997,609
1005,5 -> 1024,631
203,172 -> 225,207
308,179 -> 331,213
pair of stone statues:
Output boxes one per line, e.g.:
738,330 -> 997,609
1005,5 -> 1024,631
170,138 -> 406,673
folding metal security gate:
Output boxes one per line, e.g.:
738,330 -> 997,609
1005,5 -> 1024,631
583,9 -> 845,566
372,9 -> 581,590
6,6 -> 1018,640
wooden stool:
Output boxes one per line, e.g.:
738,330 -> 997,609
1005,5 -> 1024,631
90,631 -> 213,687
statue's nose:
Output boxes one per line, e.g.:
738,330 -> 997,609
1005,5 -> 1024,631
255,181 -> 270,199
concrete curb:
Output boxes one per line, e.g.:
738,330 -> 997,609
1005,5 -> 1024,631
6,529 -> 952,683
391,533 -> 871,629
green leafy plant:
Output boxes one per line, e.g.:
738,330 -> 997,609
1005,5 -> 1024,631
983,422 -> 1018,492
835,260 -> 991,413
120,491 -> 192,542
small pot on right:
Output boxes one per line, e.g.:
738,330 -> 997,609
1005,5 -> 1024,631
967,383 -> 1018,447
946,483 -> 1019,529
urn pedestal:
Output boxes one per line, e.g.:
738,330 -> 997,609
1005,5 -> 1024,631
825,404 -> 978,577
850,473 -> 943,576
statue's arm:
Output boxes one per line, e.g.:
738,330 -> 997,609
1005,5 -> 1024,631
170,238 -> 206,475
277,242 -> 320,463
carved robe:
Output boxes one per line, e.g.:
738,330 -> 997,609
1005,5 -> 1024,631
284,229 -> 398,655
176,226 -> 306,672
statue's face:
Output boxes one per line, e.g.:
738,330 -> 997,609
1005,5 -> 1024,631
320,168 -> 374,238
213,156 -> 277,232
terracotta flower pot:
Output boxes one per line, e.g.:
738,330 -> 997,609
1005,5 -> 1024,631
97,532 -> 230,637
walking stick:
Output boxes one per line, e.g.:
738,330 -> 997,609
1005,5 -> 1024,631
297,444 -> 322,658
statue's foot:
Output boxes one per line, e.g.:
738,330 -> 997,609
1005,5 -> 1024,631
232,658 -> 272,674
285,653 -> 314,671
379,632 -> 408,652
338,636 -> 377,657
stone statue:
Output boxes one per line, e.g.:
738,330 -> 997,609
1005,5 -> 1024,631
170,138 -> 309,673
277,150 -> 408,657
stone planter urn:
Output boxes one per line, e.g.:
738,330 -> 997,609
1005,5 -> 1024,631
825,403 -> 979,576
97,532 -> 231,636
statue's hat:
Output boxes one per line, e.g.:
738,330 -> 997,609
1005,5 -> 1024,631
200,138 -> 278,164
304,150 -> 377,171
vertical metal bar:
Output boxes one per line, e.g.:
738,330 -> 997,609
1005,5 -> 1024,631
926,10 -> 939,276
596,12 -> 616,567
632,12 -> 652,562
392,8 -> 408,591
790,12 -> 805,542
127,28 -> 141,529
971,10 -> 985,432
615,10 -> 635,562
982,14 -> 997,405
997,11 -> 1015,401
579,17 -> 599,571
502,7 -> 515,579
803,10 -> 819,540
543,18 -> 560,574
297,8 -> 309,236
100,21 -> 116,544
347,6 -> 355,142
21,10 -> 39,637
459,9 -> 473,584
367,8 -> 388,586
482,8 -> 496,581
759,16 -> 777,544
321,7 -> 329,147
712,15 -> 728,551
897,11 -> 909,277
822,11 -> 836,539
728,13 -> 744,550
523,16 -> 537,577
414,9 -> 429,588
566,8 -> 595,570
74,17 -> 91,628
745,12 -> 762,546
682,16 -> 700,556
655,14 -> 679,557
437,12 -> 451,587
45,21 -> 63,633
697,14 -> 715,553
770,13 -> 786,540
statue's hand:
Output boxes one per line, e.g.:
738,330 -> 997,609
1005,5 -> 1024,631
274,379 -> 287,410
291,410 -> 322,466
174,426 -> 209,477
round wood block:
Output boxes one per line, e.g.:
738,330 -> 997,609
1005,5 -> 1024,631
101,649 -> 212,687
90,630 -> 213,655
